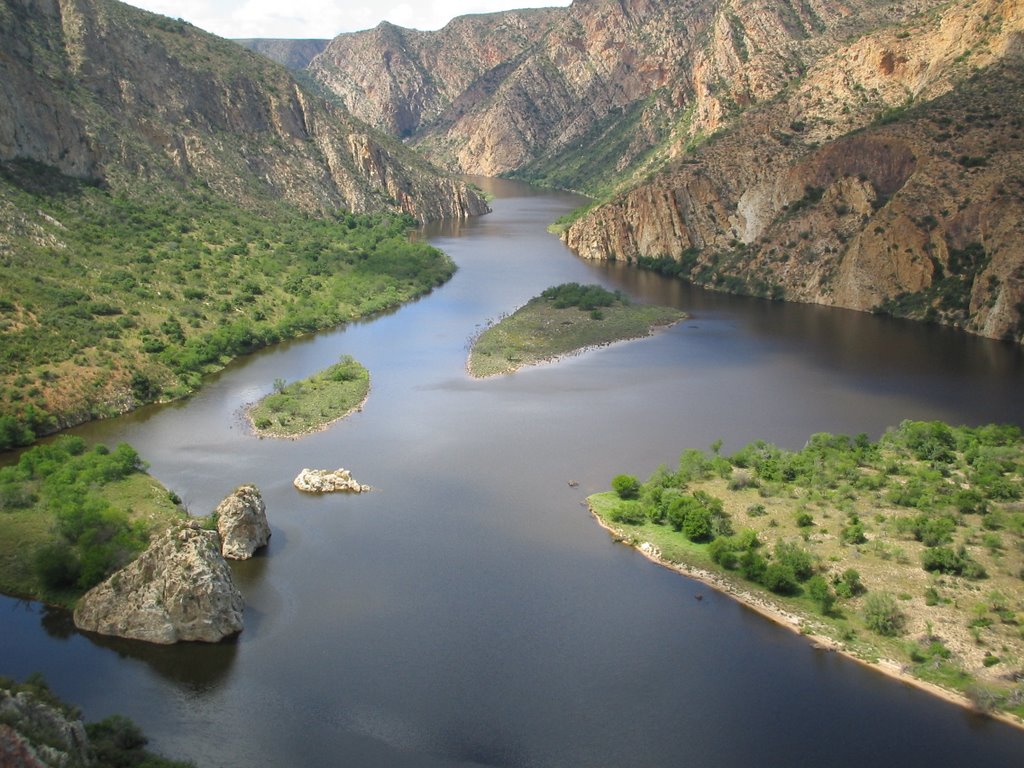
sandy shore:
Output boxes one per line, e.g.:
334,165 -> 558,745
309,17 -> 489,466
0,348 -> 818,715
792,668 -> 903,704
589,505 -> 1024,731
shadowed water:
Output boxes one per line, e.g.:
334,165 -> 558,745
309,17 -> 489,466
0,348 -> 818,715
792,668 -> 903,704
2,178 -> 1023,767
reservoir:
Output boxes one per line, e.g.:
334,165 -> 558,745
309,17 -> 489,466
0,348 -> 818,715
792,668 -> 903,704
2,178 -> 1023,767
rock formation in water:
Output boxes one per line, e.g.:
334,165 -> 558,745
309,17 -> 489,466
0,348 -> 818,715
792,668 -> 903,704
216,484 -> 271,560
73,522 -> 244,644
0,0 -> 487,222
294,467 -> 370,493
311,0 -> 1024,342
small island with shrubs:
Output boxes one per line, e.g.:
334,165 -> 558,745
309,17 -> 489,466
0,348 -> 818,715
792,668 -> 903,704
590,421 -> 1024,724
467,283 -> 684,377
247,354 -> 370,438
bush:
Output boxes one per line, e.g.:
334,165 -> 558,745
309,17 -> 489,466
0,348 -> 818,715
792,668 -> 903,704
807,575 -> 836,614
834,568 -> 864,598
864,592 -> 905,636
612,474 -> 641,500
764,562 -> 799,594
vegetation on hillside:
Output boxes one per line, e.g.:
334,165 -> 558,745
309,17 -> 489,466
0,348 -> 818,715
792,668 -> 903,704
0,435 -> 186,606
0,161 -> 454,449
247,354 -> 370,438
468,283 -> 684,377
591,421 -> 1024,719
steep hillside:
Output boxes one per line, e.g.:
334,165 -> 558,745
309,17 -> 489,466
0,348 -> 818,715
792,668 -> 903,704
0,0 -> 487,221
311,0 -> 1024,342
311,0 -> 925,186
563,0 -> 1024,342
235,37 -> 329,70
309,9 -> 563,139
0,0 -> 488,445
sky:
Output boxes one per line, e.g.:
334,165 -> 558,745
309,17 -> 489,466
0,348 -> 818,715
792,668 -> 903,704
124,0 -> 573,39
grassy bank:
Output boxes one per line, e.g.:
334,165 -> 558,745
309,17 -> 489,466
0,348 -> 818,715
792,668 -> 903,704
590,422 -> 1024,722
0,436 -> 186,607
468,283 -> 684,377
247,355 -> 370,438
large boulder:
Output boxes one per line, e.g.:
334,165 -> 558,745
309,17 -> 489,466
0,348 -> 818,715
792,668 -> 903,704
293,467 -> 370,494
73,523 -> 244,644
216,485 -> 270,560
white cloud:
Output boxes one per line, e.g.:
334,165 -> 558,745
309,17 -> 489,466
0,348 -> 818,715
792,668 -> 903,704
124,0 -> 571,39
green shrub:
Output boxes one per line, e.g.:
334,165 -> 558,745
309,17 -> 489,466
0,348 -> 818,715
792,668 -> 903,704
864,592 -> 906,636
612,474 -> 641,500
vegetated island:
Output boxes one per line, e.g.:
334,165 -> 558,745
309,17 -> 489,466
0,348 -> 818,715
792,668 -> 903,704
247,354 -> 370,439
467,283 -> 685,378
589,421 -> 1024,726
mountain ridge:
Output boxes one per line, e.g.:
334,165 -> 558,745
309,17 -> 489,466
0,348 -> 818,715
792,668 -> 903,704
310,0 -> 1024,342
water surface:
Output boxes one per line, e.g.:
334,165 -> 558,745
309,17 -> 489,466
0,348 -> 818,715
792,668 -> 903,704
2,178 -> 1023,767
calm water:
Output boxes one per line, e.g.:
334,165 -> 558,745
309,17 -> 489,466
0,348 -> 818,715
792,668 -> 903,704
2,178 -> 1024,767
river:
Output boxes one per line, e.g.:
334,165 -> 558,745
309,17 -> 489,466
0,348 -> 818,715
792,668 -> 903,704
2,178 -> 1023,767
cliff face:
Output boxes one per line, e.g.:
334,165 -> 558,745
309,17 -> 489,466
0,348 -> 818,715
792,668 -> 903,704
563,0 -> 1024,341
0,0 -> 487,221
235,37 -> 329,70
311,0 -> 1023,341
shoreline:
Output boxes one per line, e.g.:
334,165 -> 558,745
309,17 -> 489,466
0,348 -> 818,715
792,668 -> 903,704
466,318 -> 684,379
588,504 -> 1024,732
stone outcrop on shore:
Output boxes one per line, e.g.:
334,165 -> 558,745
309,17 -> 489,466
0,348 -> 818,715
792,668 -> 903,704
0,687 -> 89,768
216,485 -> 271,560
293,467 -> 370,493
73,522 -> 244,645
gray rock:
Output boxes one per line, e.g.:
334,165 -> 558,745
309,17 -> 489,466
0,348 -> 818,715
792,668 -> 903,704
216,485 -> 270,560
73,524 -> 244,644
293,467 -> 370,494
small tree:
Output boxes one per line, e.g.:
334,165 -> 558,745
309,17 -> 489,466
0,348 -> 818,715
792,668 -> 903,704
807,575 -> 836,615
612,474 -> 641,500
864,592 -> 905,636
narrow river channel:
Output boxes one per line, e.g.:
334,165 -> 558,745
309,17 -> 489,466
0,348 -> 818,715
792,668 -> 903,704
3,178 -> 1023,767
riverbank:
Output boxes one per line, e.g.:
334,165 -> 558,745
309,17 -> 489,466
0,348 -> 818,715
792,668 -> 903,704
589,504 -> 1024,731
587,423 -> 1024,727
246,355 -> 370,439
467,283 -> 685,378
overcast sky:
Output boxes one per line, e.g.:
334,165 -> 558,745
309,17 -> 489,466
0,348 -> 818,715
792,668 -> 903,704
124,1 -> 572,39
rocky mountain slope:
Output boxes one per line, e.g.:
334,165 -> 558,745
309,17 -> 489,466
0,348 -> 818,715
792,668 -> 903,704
235,37 -> 329,70
0,0 -> 490,444
563,0 -> 1024,341
0,0 -> 487,222
311,0 -> 1024,342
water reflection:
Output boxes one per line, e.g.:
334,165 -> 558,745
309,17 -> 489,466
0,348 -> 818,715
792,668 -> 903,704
78,632 -> 239,692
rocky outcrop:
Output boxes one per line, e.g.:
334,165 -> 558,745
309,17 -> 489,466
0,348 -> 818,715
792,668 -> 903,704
293,467 -> 370,494
310,0 -> 896,180
0,688 -> 89,768
235,38 -> 329,70
562,0 -> 1024,342
73,523 -> 244,644
215,485 -> 270,560
313,0 -> 1023,341
0,0 -> 487,221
